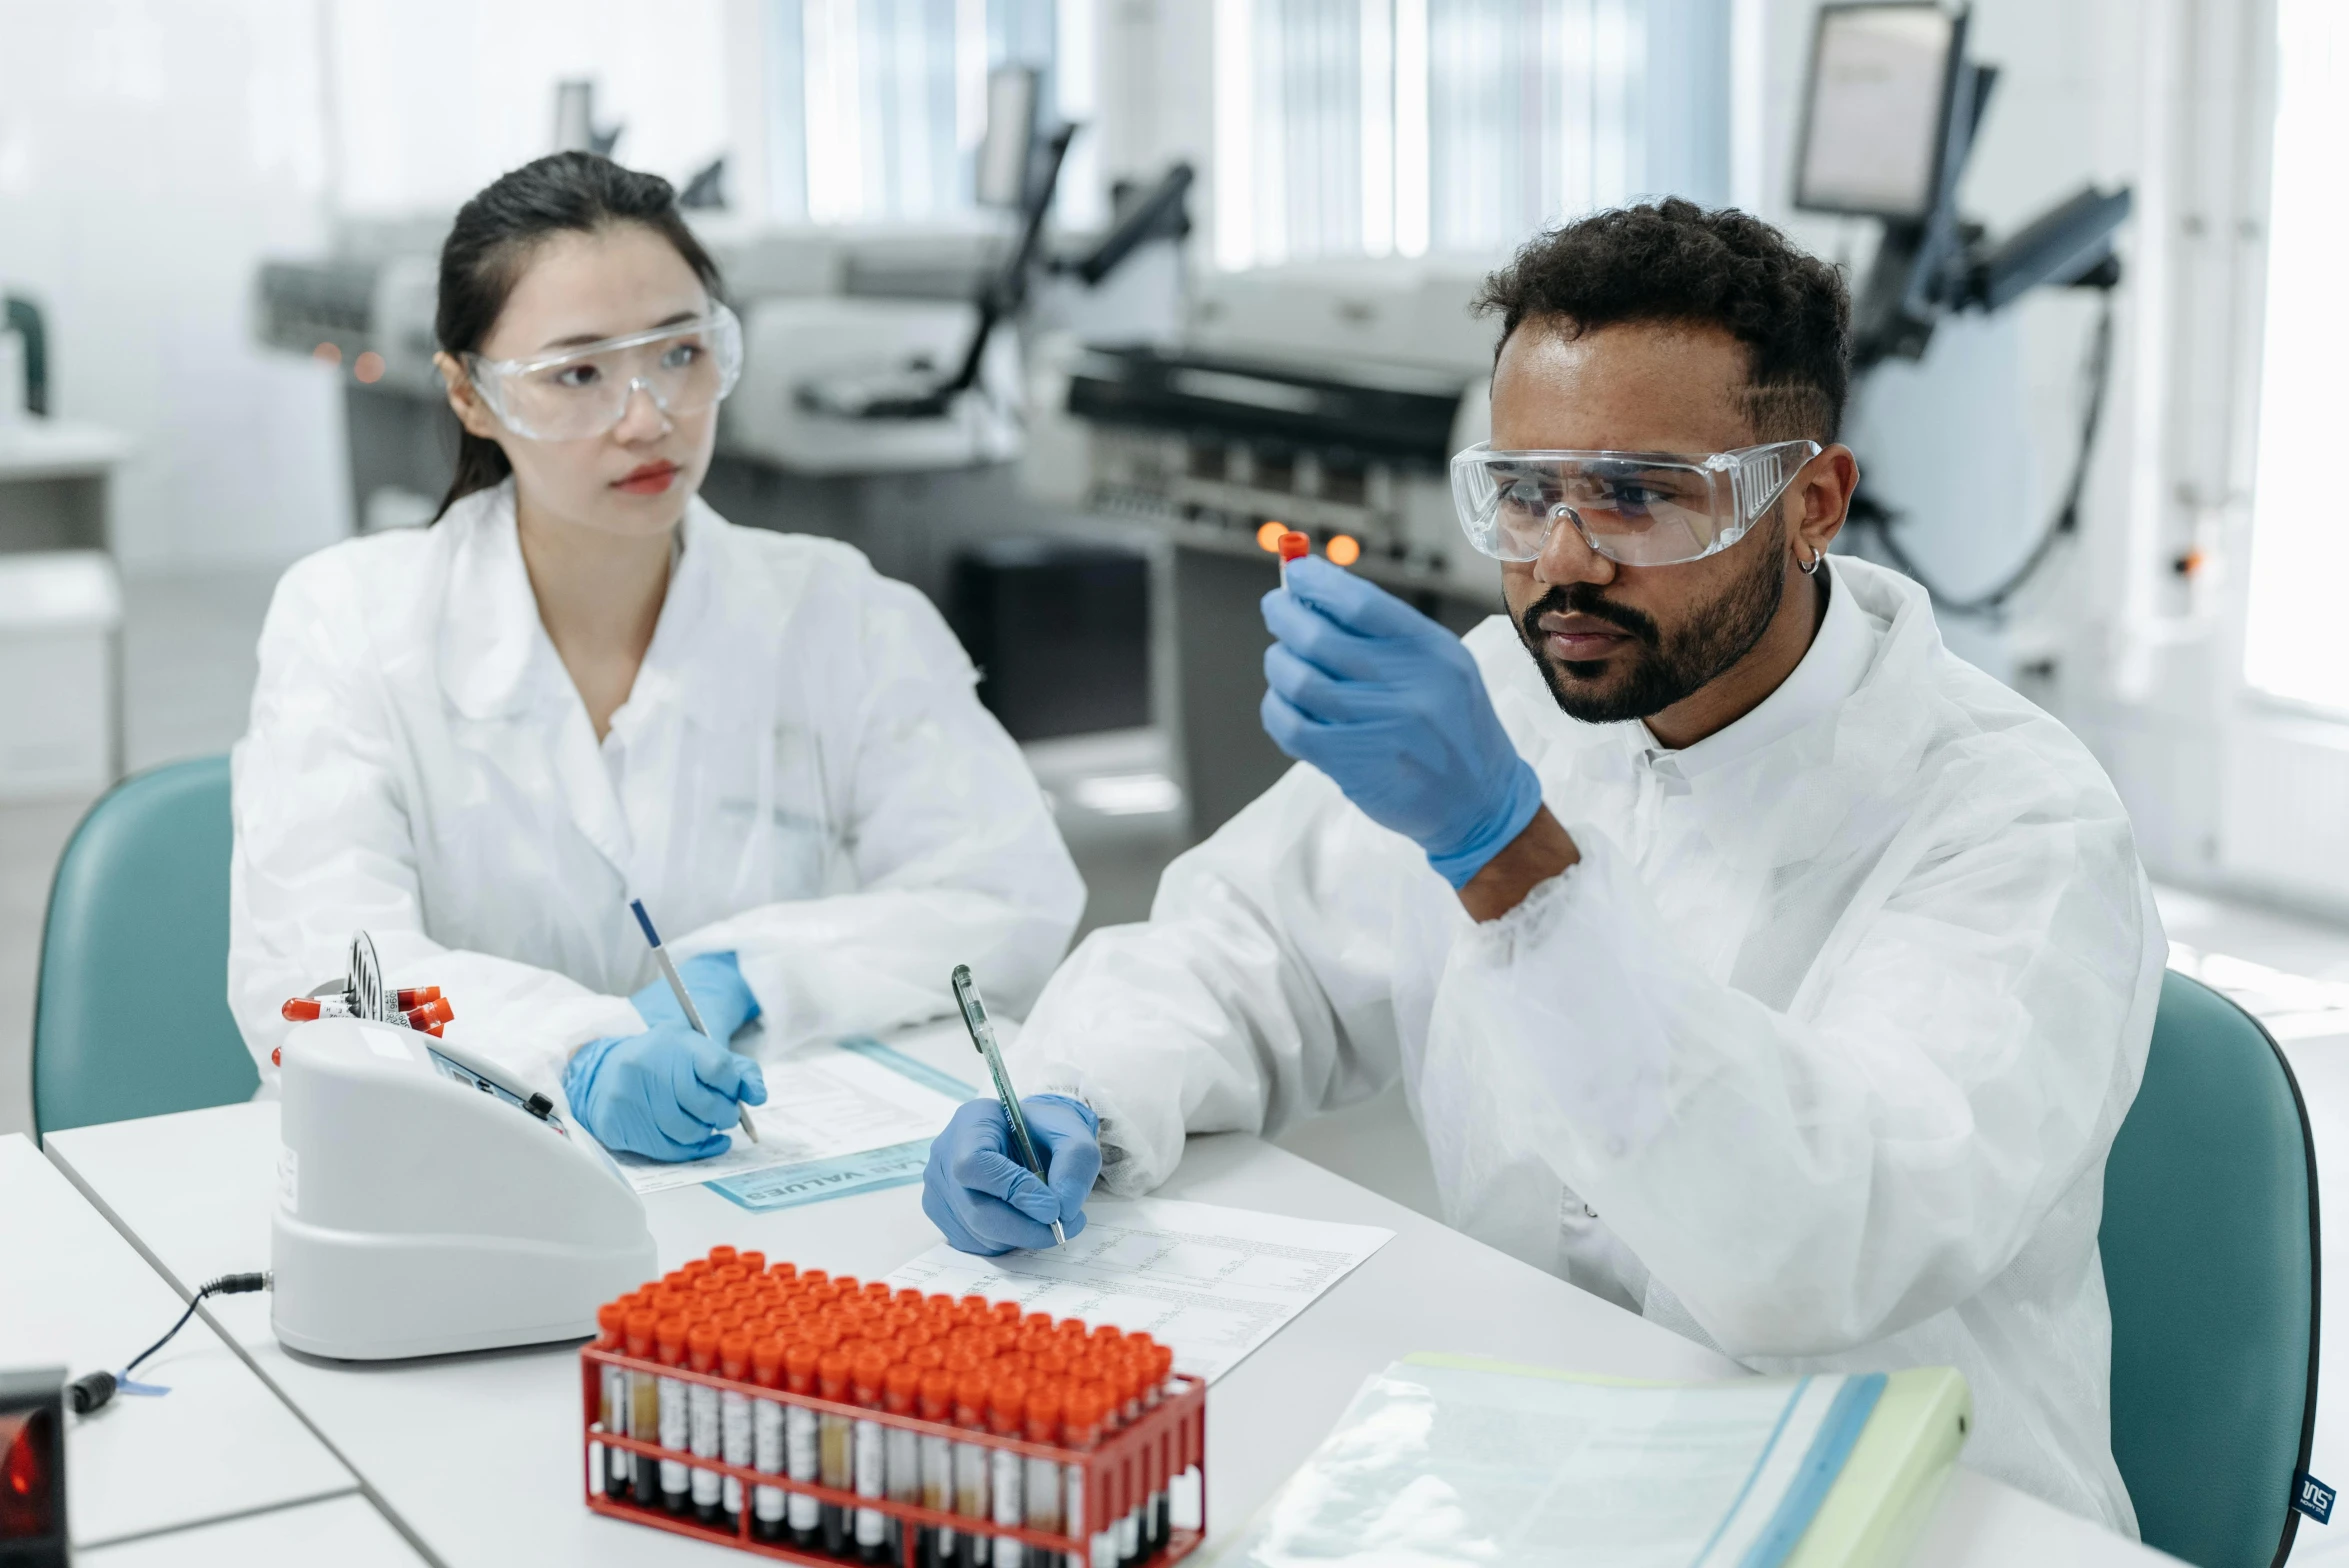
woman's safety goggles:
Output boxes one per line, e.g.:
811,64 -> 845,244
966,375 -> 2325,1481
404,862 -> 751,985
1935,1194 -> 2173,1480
464,305 -> 744,442
1449,439 -> 1822,567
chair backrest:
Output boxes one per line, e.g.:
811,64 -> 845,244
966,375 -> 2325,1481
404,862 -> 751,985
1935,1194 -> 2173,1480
32,755 -> 254,1136
2102,968 -> 2320,1568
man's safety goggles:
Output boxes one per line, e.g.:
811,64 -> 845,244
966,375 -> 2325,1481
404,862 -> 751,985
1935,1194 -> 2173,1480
1449,439 -> 1822,567
465,305 -> 744,442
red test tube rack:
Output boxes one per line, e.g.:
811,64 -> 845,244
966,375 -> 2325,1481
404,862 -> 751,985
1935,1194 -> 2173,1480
580,1247 -> 1207,1567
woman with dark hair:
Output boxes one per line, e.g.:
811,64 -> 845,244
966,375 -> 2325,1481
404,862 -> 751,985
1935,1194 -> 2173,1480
229,152 -> 1083,1162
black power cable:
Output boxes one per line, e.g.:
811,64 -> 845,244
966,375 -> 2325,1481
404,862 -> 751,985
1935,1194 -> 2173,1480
1847,291 -> 2116,619
69,1272 -> 270,1416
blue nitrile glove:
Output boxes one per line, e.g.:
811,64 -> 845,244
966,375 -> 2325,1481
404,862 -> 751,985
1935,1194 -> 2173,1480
629,951 -> 762,1041
564,952 -> 768,1161
1261,554 -> 1544,888
921,1094 -> 1101,1255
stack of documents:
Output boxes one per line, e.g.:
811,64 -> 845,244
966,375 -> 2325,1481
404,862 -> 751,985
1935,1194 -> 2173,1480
1226,1354 -> 1971,1568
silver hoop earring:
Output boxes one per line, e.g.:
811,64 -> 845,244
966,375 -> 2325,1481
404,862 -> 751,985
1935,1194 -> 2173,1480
1799,544 -> 1824,577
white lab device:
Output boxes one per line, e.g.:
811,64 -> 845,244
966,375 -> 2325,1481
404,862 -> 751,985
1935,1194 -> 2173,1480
271,1015 -> 655,1360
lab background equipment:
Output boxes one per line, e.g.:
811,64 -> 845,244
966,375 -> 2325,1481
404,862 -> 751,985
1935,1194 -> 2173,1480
271,934 -> 656,1360
1795,1 -> 2132,676
1040,259 -> 1501,834
0,1367 -> 67,1568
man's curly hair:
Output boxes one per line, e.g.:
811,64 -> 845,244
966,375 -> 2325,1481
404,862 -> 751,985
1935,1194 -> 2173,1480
1474,198 -> 1852,443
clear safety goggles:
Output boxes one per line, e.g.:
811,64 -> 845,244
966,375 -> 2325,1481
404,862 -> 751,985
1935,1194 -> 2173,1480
1449,439 -> 1822,567
465,305 -> 744,442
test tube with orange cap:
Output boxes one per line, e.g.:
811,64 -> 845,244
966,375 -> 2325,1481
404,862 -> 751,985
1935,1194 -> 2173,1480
1062,1382 -> 1112,1568
919,1366 -> 959,1568
719,1328 -> 754,1531
954,1367 -> 995,1568
783,1336 -> 823,1547
654,1313 -> 692,1515
686,1321 -> 725,1524
988,1373 -> 1031,1568
1023,1381 -> 1066,1568
591,1302 -> 624,1500
623,1306 -> 660,1505
884,1362 -> 922,1562
817,1339 -> 855,1554
1278,529 -> 1310,588
851,1345 -> 893,1562
749,1337 -> 788,1542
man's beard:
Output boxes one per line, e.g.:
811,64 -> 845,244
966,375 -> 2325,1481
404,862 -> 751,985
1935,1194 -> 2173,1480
1514,513 -> 1789,725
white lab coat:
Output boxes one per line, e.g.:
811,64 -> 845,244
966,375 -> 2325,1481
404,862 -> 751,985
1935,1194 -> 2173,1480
230,482 -> 1085,1095
1014,556 -> 2161,1534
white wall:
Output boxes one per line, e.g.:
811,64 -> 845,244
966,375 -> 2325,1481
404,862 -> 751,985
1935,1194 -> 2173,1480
325,0 -> 733,218
0,0 -> 758,574
0,0 -> 350,570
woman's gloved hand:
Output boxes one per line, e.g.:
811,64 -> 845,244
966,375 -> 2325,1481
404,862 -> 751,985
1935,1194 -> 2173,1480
564,951 -> 768,1161
1261,555 -> 1544,888
921,1094 -> 1101,1255
630,951 -> 762,1040
564,1024 -> 769,1161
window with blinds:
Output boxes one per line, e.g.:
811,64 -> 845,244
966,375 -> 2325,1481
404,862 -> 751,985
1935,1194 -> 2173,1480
1214,0 -> 1729,268
766,0 -> 1059,223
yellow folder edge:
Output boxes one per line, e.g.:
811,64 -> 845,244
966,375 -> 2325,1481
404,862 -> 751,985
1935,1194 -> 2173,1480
1397,1355 -> 1972,1568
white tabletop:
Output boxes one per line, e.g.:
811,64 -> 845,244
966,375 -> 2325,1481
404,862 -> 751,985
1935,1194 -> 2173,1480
42,1045 -> 2182,1568
77,1492 -> 425,1567
0,419 -> 132,480
0,1134 -> 358,1550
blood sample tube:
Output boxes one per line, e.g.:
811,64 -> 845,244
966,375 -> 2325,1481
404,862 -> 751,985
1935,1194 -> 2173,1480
655,1315 -> 692,1515
954,1369 -> 995,1568
1127,1346 -> 1166,1554
852,1346 -> 892,1562
749,1337 -> 787,1542
623,1307 -> 658,1505
920,1367 -> 958,1568
686,1322 -> 725,1524
592,1303 -> 625,1500
1278,530 -> 1309,587
720,1330 -> 754,1532
884,1362 -> 922,1564
279,994 -> 454,1029
989,1374 -> 1030,1568
818,1343 -> 856,1556
1024,1381 -> 1065,1568
1062,1383 -> 1111,1568
784,1337 -> 823,1548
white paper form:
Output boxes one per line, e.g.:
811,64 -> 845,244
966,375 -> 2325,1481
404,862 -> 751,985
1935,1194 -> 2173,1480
884,1198 -> 1393,1382
610,1039 -> 972,1195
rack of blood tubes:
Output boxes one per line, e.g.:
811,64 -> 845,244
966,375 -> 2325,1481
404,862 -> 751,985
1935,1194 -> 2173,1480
583,1247 -> 1206,1567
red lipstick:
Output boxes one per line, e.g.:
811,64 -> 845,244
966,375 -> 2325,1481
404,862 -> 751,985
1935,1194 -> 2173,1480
614,460 -> 679,495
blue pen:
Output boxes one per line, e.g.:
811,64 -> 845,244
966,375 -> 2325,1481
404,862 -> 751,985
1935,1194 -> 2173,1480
630,898 -> 758,1145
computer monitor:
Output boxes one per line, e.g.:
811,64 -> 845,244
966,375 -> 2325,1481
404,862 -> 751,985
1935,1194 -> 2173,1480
976,66 -> 1040,210
1795,4 -> 1965,221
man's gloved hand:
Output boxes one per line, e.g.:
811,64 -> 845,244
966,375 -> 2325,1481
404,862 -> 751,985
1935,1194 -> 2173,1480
564,951 -> 768,1161
1261,554 -> 1544,888
921,1094 -> 1101,1255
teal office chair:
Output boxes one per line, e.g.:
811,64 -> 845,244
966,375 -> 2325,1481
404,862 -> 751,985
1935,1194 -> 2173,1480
32,755 -> 256,1136
2102,969 -> 2321,1568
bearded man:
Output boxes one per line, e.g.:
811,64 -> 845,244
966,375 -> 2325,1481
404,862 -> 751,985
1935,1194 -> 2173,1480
920,199 -> 2162,1535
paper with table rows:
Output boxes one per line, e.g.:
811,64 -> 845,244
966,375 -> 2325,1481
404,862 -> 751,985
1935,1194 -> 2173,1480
608,1039 -> 972,1195
884,1198 -> 1394,1382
